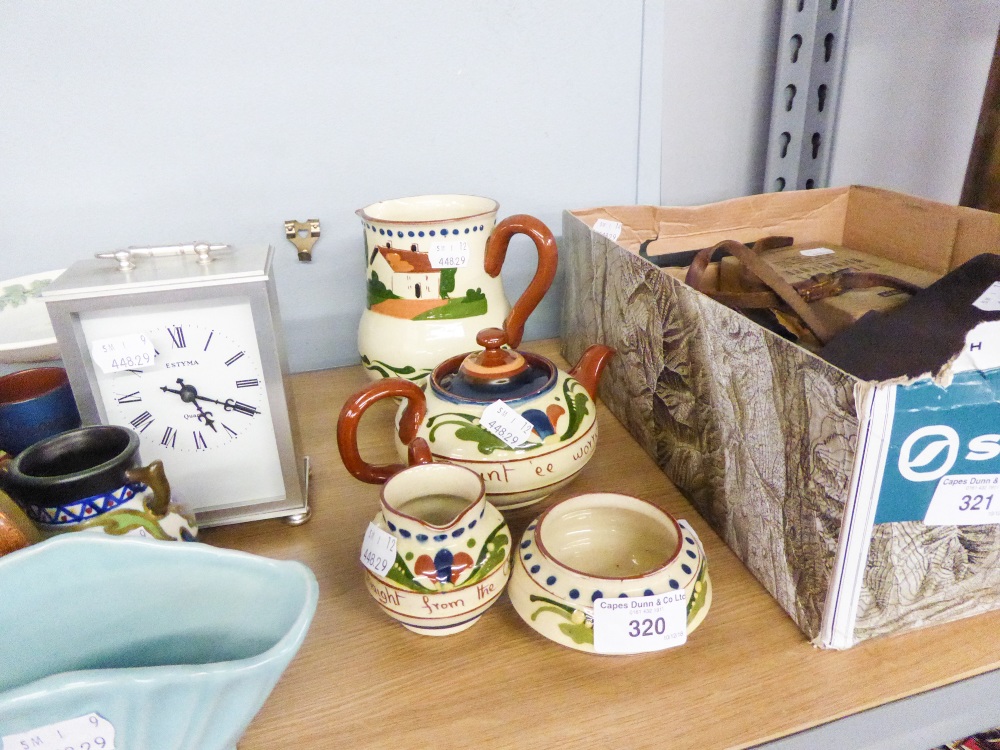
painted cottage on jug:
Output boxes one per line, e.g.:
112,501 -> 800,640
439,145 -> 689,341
371,245 -> 441,300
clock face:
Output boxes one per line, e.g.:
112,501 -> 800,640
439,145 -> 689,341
78,300 -> 286,512
103,322 -> 264,453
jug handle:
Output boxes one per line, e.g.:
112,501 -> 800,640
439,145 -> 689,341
337,378 -> 428,484
125,459 -> 171,517
484,214 -> 558,348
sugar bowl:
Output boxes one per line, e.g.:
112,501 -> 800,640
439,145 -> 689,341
507,493 -> 711,653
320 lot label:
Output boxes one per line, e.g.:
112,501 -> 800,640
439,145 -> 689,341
628,617 -> 670,637
592,592 -> 687,655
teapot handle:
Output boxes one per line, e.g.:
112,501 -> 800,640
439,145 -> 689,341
337,378 -> 428,484
484,214 -> 558,348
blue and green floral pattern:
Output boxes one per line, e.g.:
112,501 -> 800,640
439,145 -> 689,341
0,278 -> 51,312
381,519 -> 509,594
425,377 -> 591,456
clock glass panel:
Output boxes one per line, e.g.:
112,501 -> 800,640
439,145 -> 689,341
79,300 -> 285,511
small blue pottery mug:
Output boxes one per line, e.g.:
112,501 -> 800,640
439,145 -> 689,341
0,367 -> 81,456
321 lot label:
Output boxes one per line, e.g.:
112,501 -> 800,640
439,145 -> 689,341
924,474 -> 1000,525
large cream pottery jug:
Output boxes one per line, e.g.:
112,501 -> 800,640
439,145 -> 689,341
356,195 -> 557,386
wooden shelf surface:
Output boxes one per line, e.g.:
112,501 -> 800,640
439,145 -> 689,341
203,340 -> 1000,750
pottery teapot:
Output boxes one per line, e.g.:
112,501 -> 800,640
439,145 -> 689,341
339,326 -> 615,510
356,195 -> 557,386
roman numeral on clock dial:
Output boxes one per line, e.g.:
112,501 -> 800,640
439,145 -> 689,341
161,426 -> 177,448
131,411 -> 154,432
168,326 -> 186,349
224,399 -> 259,416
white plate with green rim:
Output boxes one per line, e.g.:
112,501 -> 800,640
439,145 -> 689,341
0,269 -> 64,363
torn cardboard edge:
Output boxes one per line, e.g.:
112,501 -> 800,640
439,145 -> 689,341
575,187 -> 1000,384
571,185 -> 1000,276
823,320 -> 1000,648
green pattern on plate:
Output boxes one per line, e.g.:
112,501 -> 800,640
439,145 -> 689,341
0,279 -> 51,312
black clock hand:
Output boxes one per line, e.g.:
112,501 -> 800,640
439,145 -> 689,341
161,380 -> 260,416
160,379 -> 218,431
192,400 -> 217,432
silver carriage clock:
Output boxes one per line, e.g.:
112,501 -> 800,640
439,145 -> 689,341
42,243 -> 310,527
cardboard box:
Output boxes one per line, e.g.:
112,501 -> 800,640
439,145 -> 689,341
560,186 -> 1000,648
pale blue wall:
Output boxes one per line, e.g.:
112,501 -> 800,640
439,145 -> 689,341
0,1 -> 653,372
2,1 -> 997,374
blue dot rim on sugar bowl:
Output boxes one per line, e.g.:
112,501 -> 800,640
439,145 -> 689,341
507,492 -> 711,653
0,533 -> 318,750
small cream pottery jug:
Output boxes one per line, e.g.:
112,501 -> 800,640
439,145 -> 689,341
339,438 -> 511,635
339,326 -> 615,510
356,195 -> 557,386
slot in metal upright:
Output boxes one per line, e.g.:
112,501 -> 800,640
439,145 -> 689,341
764,0 -> 853,192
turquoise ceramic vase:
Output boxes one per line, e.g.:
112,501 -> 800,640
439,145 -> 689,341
0,534 -> 318,749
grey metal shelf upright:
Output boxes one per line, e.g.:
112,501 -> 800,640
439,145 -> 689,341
764,0 -> 852,192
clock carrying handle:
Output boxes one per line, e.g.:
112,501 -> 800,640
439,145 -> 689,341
484,214 -> 558,349
125,459 -> 171,517
337,379 -> 430,484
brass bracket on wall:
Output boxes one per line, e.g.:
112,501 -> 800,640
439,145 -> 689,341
284,219 -> 321,262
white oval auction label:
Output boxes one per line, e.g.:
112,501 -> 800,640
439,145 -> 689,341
360,522 -> 397,577
3,713 -> 116,750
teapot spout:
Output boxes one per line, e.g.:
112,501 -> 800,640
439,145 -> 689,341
569,344 -> 616,399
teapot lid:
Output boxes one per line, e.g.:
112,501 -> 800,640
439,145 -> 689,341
432,328 -> 556,403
